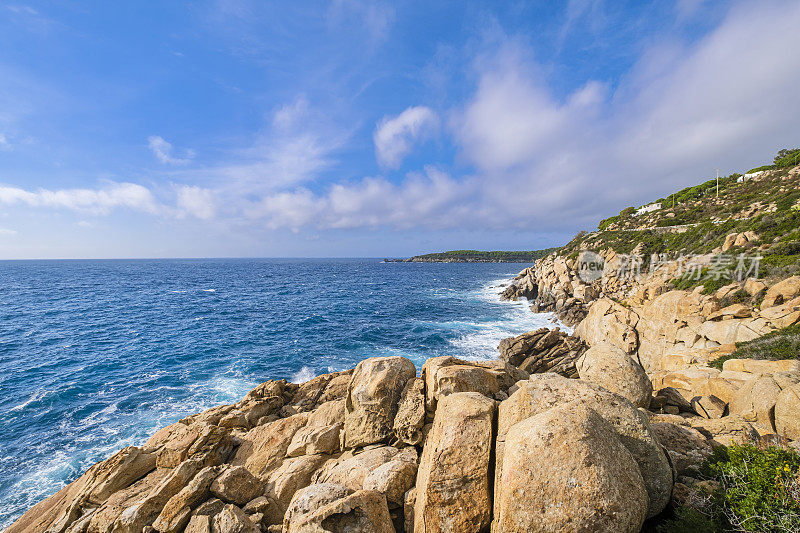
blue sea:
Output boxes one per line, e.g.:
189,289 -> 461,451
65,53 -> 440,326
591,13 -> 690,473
0,258 -> 558,525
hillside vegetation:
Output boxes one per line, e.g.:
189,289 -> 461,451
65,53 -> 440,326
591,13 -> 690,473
561,148 -> 800,279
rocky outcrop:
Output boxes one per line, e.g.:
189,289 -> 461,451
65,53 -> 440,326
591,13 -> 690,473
9,355 -> 686,533
497,327 -> 586,377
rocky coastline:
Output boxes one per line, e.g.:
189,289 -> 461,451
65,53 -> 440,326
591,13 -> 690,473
9,248 -> 800,533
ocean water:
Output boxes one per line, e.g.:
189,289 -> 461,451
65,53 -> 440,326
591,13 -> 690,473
0,258 -> 560,525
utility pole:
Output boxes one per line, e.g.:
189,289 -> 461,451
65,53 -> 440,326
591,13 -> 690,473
716,168 -> 719,198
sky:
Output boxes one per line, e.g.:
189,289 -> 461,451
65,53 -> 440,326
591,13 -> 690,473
1,1 -> 799,259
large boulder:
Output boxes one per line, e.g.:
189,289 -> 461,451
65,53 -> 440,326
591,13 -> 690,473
210,466 -> 262,506
576,342 -> 653,408
498,328 -> 585,377
414,392 -> 495,533
497,374 -> 672,519
344,356 -> 416,448
494,404 -> 648,532
232,413 -> 309,479
730,376 -> 783,433
392,377 -> 426,445
649,422 -> 713,476
775,383 -> 800,440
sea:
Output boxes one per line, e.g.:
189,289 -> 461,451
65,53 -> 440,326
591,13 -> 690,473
0,258 -> 561,526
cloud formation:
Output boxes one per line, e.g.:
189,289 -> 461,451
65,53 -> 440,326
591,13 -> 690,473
374,106 -> 438,168
148,136 -> 194,165
0,182 -> 159,215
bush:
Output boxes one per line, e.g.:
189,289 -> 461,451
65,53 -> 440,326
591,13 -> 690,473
746,165 -> 775,174
598,215 -> 620,231
774,148 -> 800,168
709,444 -> 800,531
660,444 -> 800,532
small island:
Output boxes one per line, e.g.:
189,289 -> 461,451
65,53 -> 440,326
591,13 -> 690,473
384,248 -> 557,263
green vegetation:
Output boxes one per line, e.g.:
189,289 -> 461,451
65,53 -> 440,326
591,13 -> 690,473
394,248 -> 557,263
558,148 -> 800,276
672,268 -> 732,295
710,323 -> 800,370
658,444 -> 800,532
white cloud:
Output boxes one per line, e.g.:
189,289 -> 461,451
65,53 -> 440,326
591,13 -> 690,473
374,106 -> 438,168
0,228 -> 17,235
0,182 -> 159,215
328,0 -> 395,45
0,133 -> 9,150
176,185 -> 216,220
148,135 -> 194,165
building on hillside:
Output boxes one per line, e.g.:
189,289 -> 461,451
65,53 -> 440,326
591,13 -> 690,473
635,202 -> 662,216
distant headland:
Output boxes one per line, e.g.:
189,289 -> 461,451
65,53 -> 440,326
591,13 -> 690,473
384,248 -> 557,263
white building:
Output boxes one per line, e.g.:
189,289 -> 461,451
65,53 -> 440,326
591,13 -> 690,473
635,202 -> 662,216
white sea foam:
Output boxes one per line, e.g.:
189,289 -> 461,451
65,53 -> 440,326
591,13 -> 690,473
292,366 -> 316,383
202,289 -> 216,292
447,276 -> 569,361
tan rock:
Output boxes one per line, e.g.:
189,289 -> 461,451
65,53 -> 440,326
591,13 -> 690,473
763,276 -> 800,308
153,465 -> 223,533
362,450 -> 418,508
210,466 -> 262,507
494,404 -> 647,533
690,415 -> 760,446
497,374 -> 672,519
576,342 -> 652,408
744,278 -> 767,296
211,504 -> 259,533
691,395 -> 727,419
730,375 -> 785,432
414,392 -> 495,533
286,490 -> 394,533
155,424 -> 234,469
759,297 -> 800,329
264,454 -> 328,512
650,422 -> 713,476
313,446 -> 400,490
286,423 -> 341,457
114,459 -> 202,533
232,413 -> 309,479
306,399 -> 345,427
392,377 -> 426,445
775,383 -> 800,440
708,304 -> 751,321
722,358 -> 800,374
283,483 -> 353,527
344,356 -> 416,448
185,515 -> 211,533
420,356 -> 525,417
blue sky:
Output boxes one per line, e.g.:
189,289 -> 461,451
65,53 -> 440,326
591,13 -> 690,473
1,1 -> 799,258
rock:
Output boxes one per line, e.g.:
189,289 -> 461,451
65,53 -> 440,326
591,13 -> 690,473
185,515 -> 211,533
497,374 -> 672,519
232,413 -> 309,479
420,356 -> 526,418
722,358 -> 800,374
243,496 -> 283,528
392,378 -> 426,445
313,446 -> 400,490
730,375 -> 785,432
403,488 -> 415,533
655,387 -> 693,412
283,483 -> 353,527
362,452 -> 418,508
344,356 -> 416,448
154,424 -> 234,469
211,504 -> 259,533
414,392 -> 495,533
708,304 -> 752,321
210,466 -> 262,507
153,466 -> 223,533
498,328 -> 586,378
744,278 -> 767,296
650,422 -> 713,476
763,276 -> 800,307
494,403 -> 647,532
775,383 -> 800,440
576,342 -> 653,408
264,454 -> 328,512
286,490 -> 394,533
285,423 -> 341,457
690,415 -> 760,446
306,399 -> 345,427
114,459 -> 202,533
691,395 -> 727,419
722,233 -> 738,252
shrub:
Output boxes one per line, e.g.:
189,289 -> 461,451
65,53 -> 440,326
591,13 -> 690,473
598,215 -> 620,231
659,445 -> 800,532
774,148 -> 800,168
746,165 -> 776,174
